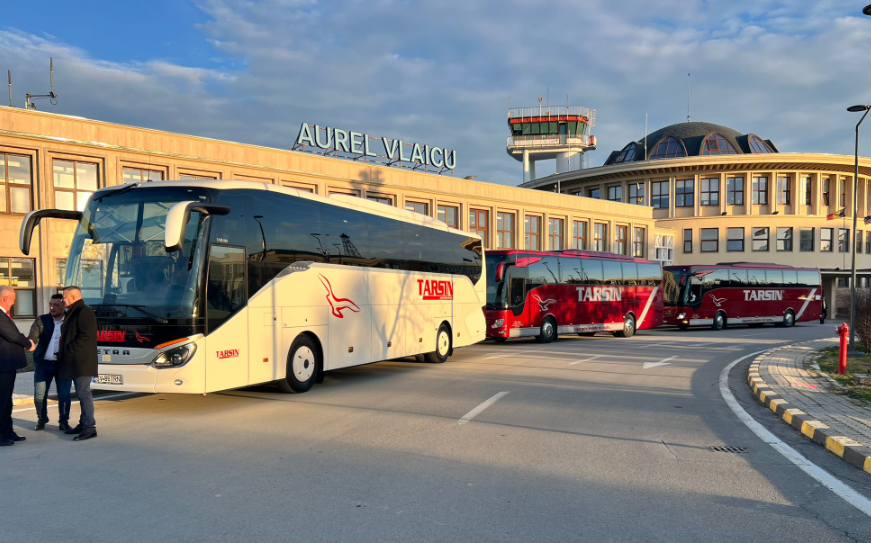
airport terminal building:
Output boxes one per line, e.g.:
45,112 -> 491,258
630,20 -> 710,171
520,121 -> 871,317
0,107 -> 664,326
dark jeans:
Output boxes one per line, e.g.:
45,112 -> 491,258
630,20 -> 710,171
33,362 -> 72,424
0,370 -> 15,438
73,376 -> 95,429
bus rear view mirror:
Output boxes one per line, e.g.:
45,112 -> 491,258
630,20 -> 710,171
19,209 -> 83,255
495,262 -> 505,283
164,201 -> 231,252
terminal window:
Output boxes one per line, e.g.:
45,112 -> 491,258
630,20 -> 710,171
727,177 -> 744,205
405,201 -> 428,216
701,228 -> 718,253
651,181 -> 669,209
572,221 -> 587,250
122,167 -> 163,184
614,225 -> 627,255
727,228 -> 744,252
675,180 -> 694,207
549,218 -> 564,251
752,177 -> 769,205
0,154 -> 32,215
752,227 -> 769,251
53,159 -> 99,212
437,205 -> 458,229
607,185 -> 622,202
525,216 -> 541,250
469,209 -> 489,248
821,228 -> 833,252
700,178 -> 719,206
839,228 -> 850,253
0,258 -> 35,317
594,223 -> 607,252
800,228 -> 815,251
777,227 -> 793,251
628,183 -> 644,205
496,212 -> 515,249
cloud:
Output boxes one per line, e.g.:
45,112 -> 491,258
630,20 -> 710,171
1,0 -> 870,185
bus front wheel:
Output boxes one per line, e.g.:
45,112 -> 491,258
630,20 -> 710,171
712,312 -> 726,331
278,335 -> 320,394
615,315 -> 636,338
782,310 -> 795,328
425,324 -> 452,364
535,317 -> 557,343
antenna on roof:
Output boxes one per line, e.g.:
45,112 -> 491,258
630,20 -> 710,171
645,112 -> 648,159
7,70 -> 11,107
687,72 -> 691,122
25,57 -> 58,110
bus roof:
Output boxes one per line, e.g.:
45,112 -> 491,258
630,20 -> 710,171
486,249 -> 657,264
91,180 -> 480,241
664,262 -> 820,271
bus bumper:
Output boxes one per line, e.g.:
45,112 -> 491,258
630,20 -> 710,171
485,311 -> 512,338
92,360 -> 205,394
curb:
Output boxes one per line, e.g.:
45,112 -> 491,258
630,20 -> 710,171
12,391 -> 78,407
747,343 -> 871,474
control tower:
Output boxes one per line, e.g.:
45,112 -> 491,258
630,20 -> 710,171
506,104 -> 596,183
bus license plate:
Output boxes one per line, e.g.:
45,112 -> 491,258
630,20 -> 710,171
93,374 -> 123,385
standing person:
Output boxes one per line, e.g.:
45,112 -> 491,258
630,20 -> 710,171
28,294 -> 72,431
0,285 -> 35,446
58,286 -> 98,441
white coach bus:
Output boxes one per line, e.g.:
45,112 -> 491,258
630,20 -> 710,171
20,181 -> 486,394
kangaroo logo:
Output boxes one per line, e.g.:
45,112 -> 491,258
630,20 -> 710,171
532,294 -> 558,312
709,294 -> 727,308
319,274 -> 360,318
134,331 -> 149,343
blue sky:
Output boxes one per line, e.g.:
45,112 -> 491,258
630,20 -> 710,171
1,0 -> 870,185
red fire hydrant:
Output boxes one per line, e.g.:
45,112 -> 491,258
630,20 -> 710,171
837,323 -> 849,375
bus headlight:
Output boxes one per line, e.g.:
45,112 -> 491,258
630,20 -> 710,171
152,343 -> 197,368
491,319 -> 504,328
677,312 -> 686,320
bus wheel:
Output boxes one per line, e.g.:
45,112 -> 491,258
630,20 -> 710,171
615,315 -> 636,338
535,317 -> 557,343
493,337 -> 508,343
278,335 -> 320,394
712,312 -> 726,331
677,324 -> 689,331
577,332 -> 596,337
425,324 -> 452,363
782,310 -> 795,328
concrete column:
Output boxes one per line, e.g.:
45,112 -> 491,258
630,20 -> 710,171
693,173 -> 701,216
523,150 -> 532,183
719,172 -> 727,215
746,172 -> 753,216
644,178 -> 651,207
529,160 -> 536,183
669,176 -> 676,219
771,170 -> 778,215
621,179 -> 628,203
813,172 -> 822,217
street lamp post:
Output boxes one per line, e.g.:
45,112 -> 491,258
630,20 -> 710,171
848,104 -> 871,354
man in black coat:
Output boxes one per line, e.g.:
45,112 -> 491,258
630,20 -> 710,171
28,294 -> 73,431
0,285 -> 35,446
58,286 -> 99,441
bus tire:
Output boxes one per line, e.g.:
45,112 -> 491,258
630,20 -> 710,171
535,317 -> 557,343
615,315 -> 636,338
425,324 -> 451,364
782,309 -> 795,328
577,332 -> 596,337
278,335 -> 320,394
677,324 -> 689,331
493,337 -> 508,343
712,311 -> 726,331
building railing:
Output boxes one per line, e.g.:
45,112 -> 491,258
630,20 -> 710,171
507,135 -> 593,149
508,105 -> 595,121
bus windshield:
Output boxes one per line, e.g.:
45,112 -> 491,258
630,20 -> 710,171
65,186 -> 212,320
663,269 -> 688,307
485,254 -> 510,310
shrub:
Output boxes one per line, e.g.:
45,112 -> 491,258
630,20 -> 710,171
855,290 -> 871,354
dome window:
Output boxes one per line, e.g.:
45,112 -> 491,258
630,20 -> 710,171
614,143 -> 637,164
749,135 -> 774,154
648,137 -> 685,160
702,134 -> 738,155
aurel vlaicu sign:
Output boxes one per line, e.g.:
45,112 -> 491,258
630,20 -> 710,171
294,123 -> 457,171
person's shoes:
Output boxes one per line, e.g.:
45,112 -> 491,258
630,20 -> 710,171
6,433 -> 25,442
34,419 -> 46,431
58,421 -> 71,432
0,438 -> 12,446
64,424 -> 83,435
73,428 -> 97,441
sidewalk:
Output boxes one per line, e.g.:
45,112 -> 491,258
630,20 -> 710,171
11,370 -> 71,407
748,338 -> 871,472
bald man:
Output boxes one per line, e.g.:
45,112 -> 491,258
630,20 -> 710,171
0,285 -> 36,446
58,286 -> 99,441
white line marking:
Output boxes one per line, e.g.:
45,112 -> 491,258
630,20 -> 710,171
720,350 -> 871,518
458,392 -> 509,425
12,392 -> 137,414
643,356 -> 677,369
686,342 -> 716,348
640,342 -> 671,348
568,355 -> 604,366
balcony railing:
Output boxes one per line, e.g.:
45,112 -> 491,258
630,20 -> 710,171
507,134 -> 594,149
508,105 -> 595,122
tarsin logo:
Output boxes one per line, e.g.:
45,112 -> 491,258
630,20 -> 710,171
709,294 -> 727,307
319,274 -> 360,318
532,294 -> 557,311
134,331 -> 150,343
216,349 -> 239,359
576,287 -> 622,302
743,290 -> 784,301
418,279 -> 453,300
97,331 -> 125,343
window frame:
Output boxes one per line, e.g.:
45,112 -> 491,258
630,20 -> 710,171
628,183 -> 644,205
52,158 -> 100,212
615,224 -> 628,255
802,176 -> 812,205
776,227 -> 793,252
496,211 -> 515,249
525,215 -> 542,250
0,153 -> 34,215
683,228 -> 693,253
675,179 -> 694,208
549,218 -> 564,251
0,257 -> 36,318
366,193 -> 394,206
752,176 -> 768,205
800,227 -> 815,252
405,200 -> 429,216
822,178 -> 831,207
122,166 -> 165,184
607,185 -> 623,203
752,227 -> 770,252
821,228 -> 834,252
726,227 -> 744,252
700,178 -> 719,206
633,227 -> 646,258
469,208 -> 489,248
594,223 -> 607,252
651,181 -> 670,209
839,228 -> 850,253
700,228 -> 719,253
572,220 -> 587,250
727,176 -> 744,205
777,176 -> 790,206
437,204 -> 459,229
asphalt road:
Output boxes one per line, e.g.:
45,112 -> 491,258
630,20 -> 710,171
5,322 -> 871,543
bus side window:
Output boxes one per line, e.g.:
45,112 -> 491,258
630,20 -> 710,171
689,275 -> 703,305
797,269 -> 819,287
638,263 -> 661,286
581,259 -> 603,285
729,269 -> 748,287
207,245 -> 247,332
602,260 -> 622,286
746,269 -> 764,286
621,262 -> 638,286
765,269 -> 784,287
560,257 -> 582,284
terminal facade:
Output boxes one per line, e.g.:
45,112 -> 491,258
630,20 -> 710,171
0,107 -> 663,326
520,121 -> 871,317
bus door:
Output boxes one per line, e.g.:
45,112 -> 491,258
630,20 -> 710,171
205,245 -> 249,391
507,266 -> 527,328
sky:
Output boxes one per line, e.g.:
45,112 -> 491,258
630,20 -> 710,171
1,0 -> 870,185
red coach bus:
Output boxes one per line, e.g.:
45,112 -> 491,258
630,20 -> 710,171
662,263 -> 823,330
485,250 -> 663,342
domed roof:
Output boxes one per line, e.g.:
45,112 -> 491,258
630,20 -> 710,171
604,121 -> 778,166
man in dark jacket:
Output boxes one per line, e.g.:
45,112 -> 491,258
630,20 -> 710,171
28,294 -> 72,431
58,286 -> 99,441
0,285 -> 35,446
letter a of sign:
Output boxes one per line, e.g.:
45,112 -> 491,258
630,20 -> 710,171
296,123 -> 316,147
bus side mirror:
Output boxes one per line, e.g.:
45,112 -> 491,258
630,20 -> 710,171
495,262 -> 505,283
19,209 -> 83,255
165,201 -> 231,252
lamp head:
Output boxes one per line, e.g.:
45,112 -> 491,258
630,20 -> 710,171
848,105 -> 871,112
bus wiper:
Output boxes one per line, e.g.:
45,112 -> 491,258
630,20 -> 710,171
97,303 -> 168,324
94,182 -> 139,202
